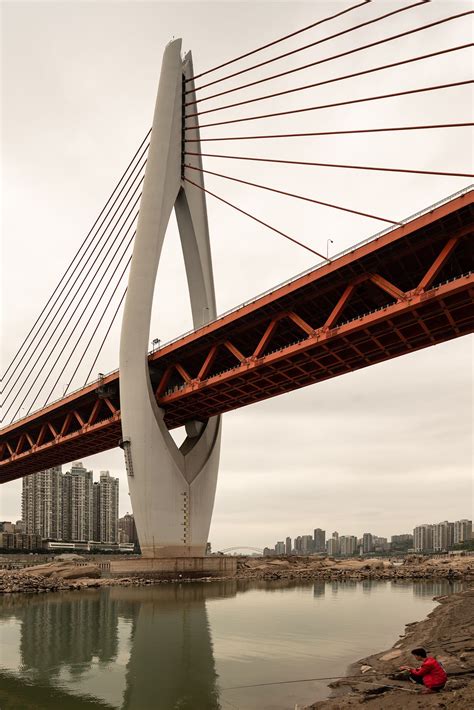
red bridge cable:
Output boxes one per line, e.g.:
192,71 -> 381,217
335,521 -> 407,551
1,167 -> 144,412
184,165 -> 400,225
8,210 -> 137,422
186,0 -> 370,83
20,226 -> 136,420
187,10 -> 473,100
185,153 -> 474,179
188,2 -> 461,95
1,153 -> 147,403
186,44 -> 473,117
183,176 -> 328,260
184,124 -> 474,143
1,134 -> 150,388
3,192 -> 141,419
46,251 -> 133,405
1,174 -> 145,418
83,288 -> 127,387
186,81 -> 473,131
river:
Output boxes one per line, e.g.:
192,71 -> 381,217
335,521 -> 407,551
0,578 -> 464,710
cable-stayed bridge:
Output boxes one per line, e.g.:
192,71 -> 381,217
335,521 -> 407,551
1,1 -> 473,556
1,185 -> 473,483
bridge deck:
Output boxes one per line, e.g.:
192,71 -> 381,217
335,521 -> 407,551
1,188 -> 473,482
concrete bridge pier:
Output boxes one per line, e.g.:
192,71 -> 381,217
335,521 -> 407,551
119,39 -> 221,558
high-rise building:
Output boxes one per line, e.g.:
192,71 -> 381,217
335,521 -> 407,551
22,466 -> 63,540
373,536 -> 389,552
98,471 -> 119,543
454,519 -> 472,544
294,536 -> 302,554
19,463 -> 119,545
362,533 -> 373,554
413,524 -> 434,552
340,535 -> 357,556
62,462 -> 93,542
327,532 -> 340,556
313,528 -> 326,553
275,541 -> 285,555
301,534 -> 313,554
285,536 -> 292,555
118,512 -> 138,547
433,521 -> 455,551
93,483 -> 101,542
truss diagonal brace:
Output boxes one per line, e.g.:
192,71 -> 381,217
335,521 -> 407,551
417,236 -> 460,291
369,273 -> 405,300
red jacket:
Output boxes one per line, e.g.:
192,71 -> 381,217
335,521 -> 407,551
411,657 -> 447,688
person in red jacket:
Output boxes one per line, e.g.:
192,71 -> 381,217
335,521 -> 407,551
399,647 -> 447,693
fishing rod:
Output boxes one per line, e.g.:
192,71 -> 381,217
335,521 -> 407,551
221,668 -> 474,691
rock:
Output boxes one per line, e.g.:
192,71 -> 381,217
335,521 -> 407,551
379,650 -> 402,661
55,565 -> 101,580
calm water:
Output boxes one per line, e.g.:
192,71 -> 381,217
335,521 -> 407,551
0,579 -> 464,710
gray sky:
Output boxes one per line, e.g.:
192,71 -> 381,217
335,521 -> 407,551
1,1 -> 472,548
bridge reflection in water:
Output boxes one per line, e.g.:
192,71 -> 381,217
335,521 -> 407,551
0,583 -> 236,710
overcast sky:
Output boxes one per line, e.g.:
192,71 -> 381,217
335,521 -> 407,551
1,0 -> 472,548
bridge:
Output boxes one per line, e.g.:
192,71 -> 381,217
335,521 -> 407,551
1,2 -> 473,556
219,547 -> 264,555
1,186 -> 473,483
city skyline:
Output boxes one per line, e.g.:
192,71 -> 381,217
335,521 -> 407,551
1,1 -> 472,548
6,470 -> 473,551
263,518 -> 472,556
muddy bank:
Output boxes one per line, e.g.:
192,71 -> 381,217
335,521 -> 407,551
305,588 -> 474,709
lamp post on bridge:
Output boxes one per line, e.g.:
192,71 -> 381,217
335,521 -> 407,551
326,238 -> 334,260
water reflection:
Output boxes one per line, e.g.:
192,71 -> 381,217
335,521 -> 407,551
0,582 -> 237,710
0,579 -> 466,710
313,581 -> 325,597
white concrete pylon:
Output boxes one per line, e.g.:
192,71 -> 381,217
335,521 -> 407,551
119,39 -> 221,558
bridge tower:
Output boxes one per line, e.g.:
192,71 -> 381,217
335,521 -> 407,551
119,39 -> 221,558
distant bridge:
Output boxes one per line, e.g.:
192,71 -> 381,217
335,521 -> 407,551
219,547 -> 264,555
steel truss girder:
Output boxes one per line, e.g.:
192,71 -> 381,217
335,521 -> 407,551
155,231 -> 469,402
158,273 -> 473,411
1,192 -> 473,482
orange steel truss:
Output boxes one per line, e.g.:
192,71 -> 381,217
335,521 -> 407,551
1,189 -> 473,483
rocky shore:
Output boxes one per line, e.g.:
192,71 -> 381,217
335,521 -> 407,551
0,554 -> 472,594
235,554 -> 474,582
305,588 -> 474,709
0,562 -> 170,594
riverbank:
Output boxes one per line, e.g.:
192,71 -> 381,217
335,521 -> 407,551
236,554 -> 474,582
305,588 -> 474,709
0,554 -> 472,593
